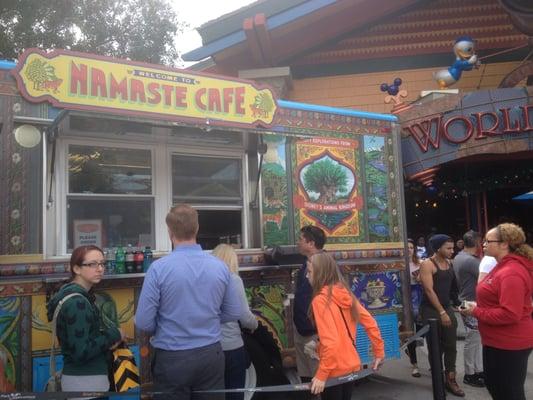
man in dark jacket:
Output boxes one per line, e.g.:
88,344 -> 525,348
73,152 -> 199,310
293,225 -> 326,389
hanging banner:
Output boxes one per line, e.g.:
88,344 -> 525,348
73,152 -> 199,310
12,48 -> 278,128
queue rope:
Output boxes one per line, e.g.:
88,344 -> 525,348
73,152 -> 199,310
0,327 -> 430,399
399,324 -> 429,351
0,369 -> 374,399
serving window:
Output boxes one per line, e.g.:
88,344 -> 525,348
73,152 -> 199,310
171,154 -> 244,249
66,144 -> 154,252
50,118 -> 253,257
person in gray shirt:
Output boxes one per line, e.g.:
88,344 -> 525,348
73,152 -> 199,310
213,244 -> 258,400
454,230 -> 485,388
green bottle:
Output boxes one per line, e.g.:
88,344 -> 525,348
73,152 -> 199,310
115,246 -> 126,274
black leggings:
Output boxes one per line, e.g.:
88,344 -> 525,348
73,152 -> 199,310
407,323 -> 425,365
483,346 -> 532,400
321,382 -> 354,400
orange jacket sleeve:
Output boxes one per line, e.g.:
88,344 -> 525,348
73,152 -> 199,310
312,294 -> 340,381
357,302 -> 385,359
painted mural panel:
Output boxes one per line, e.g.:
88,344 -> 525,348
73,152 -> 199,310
246,285 -> 287,349
0,297 -> 19,391
32,288 -> 135,351
292,137 -> 364,244
261,135 -> 289,246
348,270 -> 403,313
364,135 -> 391,242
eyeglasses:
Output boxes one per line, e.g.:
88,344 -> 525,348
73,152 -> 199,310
483,239 -> 502,244
81,261 -> 106,268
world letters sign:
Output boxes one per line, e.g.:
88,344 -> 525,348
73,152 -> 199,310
12,49 -> 278,127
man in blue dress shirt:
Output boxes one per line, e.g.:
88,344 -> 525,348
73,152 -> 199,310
135,204 -> 242,399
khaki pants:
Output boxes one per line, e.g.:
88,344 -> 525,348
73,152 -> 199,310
293,325 -> 318,378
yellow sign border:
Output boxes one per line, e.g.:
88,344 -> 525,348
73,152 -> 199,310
12,48 -> 278,129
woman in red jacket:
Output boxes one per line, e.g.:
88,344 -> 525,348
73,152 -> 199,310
307,252 -> 384,400
461,223 -> 533,400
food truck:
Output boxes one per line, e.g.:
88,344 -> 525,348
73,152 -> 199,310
0,49 -> 407,392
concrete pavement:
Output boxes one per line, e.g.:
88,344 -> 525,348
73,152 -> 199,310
350,339 -> 533,399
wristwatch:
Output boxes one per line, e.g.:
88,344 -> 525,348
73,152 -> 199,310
439,310 -> 446,316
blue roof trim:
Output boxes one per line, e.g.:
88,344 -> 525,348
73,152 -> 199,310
0,60 -> 16,70
183,0 -> 335,61
277,100 -> 398,122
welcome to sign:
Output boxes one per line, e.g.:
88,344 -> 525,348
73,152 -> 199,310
12,48 -> 278,128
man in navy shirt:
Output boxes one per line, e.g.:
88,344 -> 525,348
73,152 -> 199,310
136,204 -> 242,399
293,225 -> 326,391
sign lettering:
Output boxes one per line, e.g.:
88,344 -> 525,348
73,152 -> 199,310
12,49 -> 278,128
405,105 -> 533,152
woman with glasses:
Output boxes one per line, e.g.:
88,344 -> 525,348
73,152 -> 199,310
47,245 -> 125,396
461,223 -> 533,400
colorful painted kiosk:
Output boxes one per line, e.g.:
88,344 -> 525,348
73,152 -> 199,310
0,49 -> 407,392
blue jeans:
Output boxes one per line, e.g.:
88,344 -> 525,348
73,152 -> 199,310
224,346 -> 248,400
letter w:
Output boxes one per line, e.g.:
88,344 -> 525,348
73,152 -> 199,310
404,116 -> 442,153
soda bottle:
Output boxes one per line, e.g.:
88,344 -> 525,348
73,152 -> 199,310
143,246 -> 153,272
125,244 -> 135,274
115,247 -> 126,274
105,248 -> 116,275
134,249 -> 144,273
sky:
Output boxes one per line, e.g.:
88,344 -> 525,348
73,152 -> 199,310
173,0 -> 256,66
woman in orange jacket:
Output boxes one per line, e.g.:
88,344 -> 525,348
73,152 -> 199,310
307,252 -> 385,400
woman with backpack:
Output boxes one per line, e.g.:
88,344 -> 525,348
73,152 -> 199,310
47,245 -> 125,395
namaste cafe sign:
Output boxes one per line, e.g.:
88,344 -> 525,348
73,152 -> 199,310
12,48 -> 278,128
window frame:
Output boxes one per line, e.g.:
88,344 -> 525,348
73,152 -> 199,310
53,137 -> 157,256
47,125 -> 251,257
167,144 -> 250,249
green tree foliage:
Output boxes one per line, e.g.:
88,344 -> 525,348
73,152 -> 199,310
0,0 -> 186,65
303,158 -> 348,203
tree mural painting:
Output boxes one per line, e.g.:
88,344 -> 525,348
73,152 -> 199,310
297,151 -> 357,232
364,136 -> 390,241
303,158 -> 349,204
261,135 -> 289,246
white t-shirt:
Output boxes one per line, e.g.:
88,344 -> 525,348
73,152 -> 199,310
479,256 -> 497,274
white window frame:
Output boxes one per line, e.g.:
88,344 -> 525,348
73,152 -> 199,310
51,137 -> 157,257
45,125 -> 251,257
167,144 -> 250,249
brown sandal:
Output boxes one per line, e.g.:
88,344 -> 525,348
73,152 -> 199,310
445,371 -> 465,397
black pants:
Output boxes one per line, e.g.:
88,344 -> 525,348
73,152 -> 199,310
321,381 -> 354,400
483,345 -> 532,400
420,305 -> 457,372
152,342 -> 225,400
224,346 -> 248,400
407,323 -> 425,365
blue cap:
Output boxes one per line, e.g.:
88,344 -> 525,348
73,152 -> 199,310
429,234 -> 452,251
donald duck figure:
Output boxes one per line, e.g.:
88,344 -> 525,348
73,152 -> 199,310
434,36 -> 480,89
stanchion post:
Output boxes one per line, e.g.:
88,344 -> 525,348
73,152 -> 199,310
427,318 -> 446,400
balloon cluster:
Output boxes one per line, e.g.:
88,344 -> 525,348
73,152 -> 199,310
380,78 -> 403,96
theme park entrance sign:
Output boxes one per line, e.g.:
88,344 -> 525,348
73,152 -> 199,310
12,49 -> 278,128
405,105 -> 533,152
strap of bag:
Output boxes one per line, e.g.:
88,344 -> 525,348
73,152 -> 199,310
49,293 -> 83,378
337,305 -> 355,347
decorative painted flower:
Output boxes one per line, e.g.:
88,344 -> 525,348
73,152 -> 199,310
12,153 -> 21,164
11,209 -> 20,219
10,236 -> 21,246
11,182 -> 21,192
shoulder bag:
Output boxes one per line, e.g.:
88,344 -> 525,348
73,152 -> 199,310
45,293 -> 83,392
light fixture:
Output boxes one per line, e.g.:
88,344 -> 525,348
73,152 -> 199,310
13,124 -> 42,148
